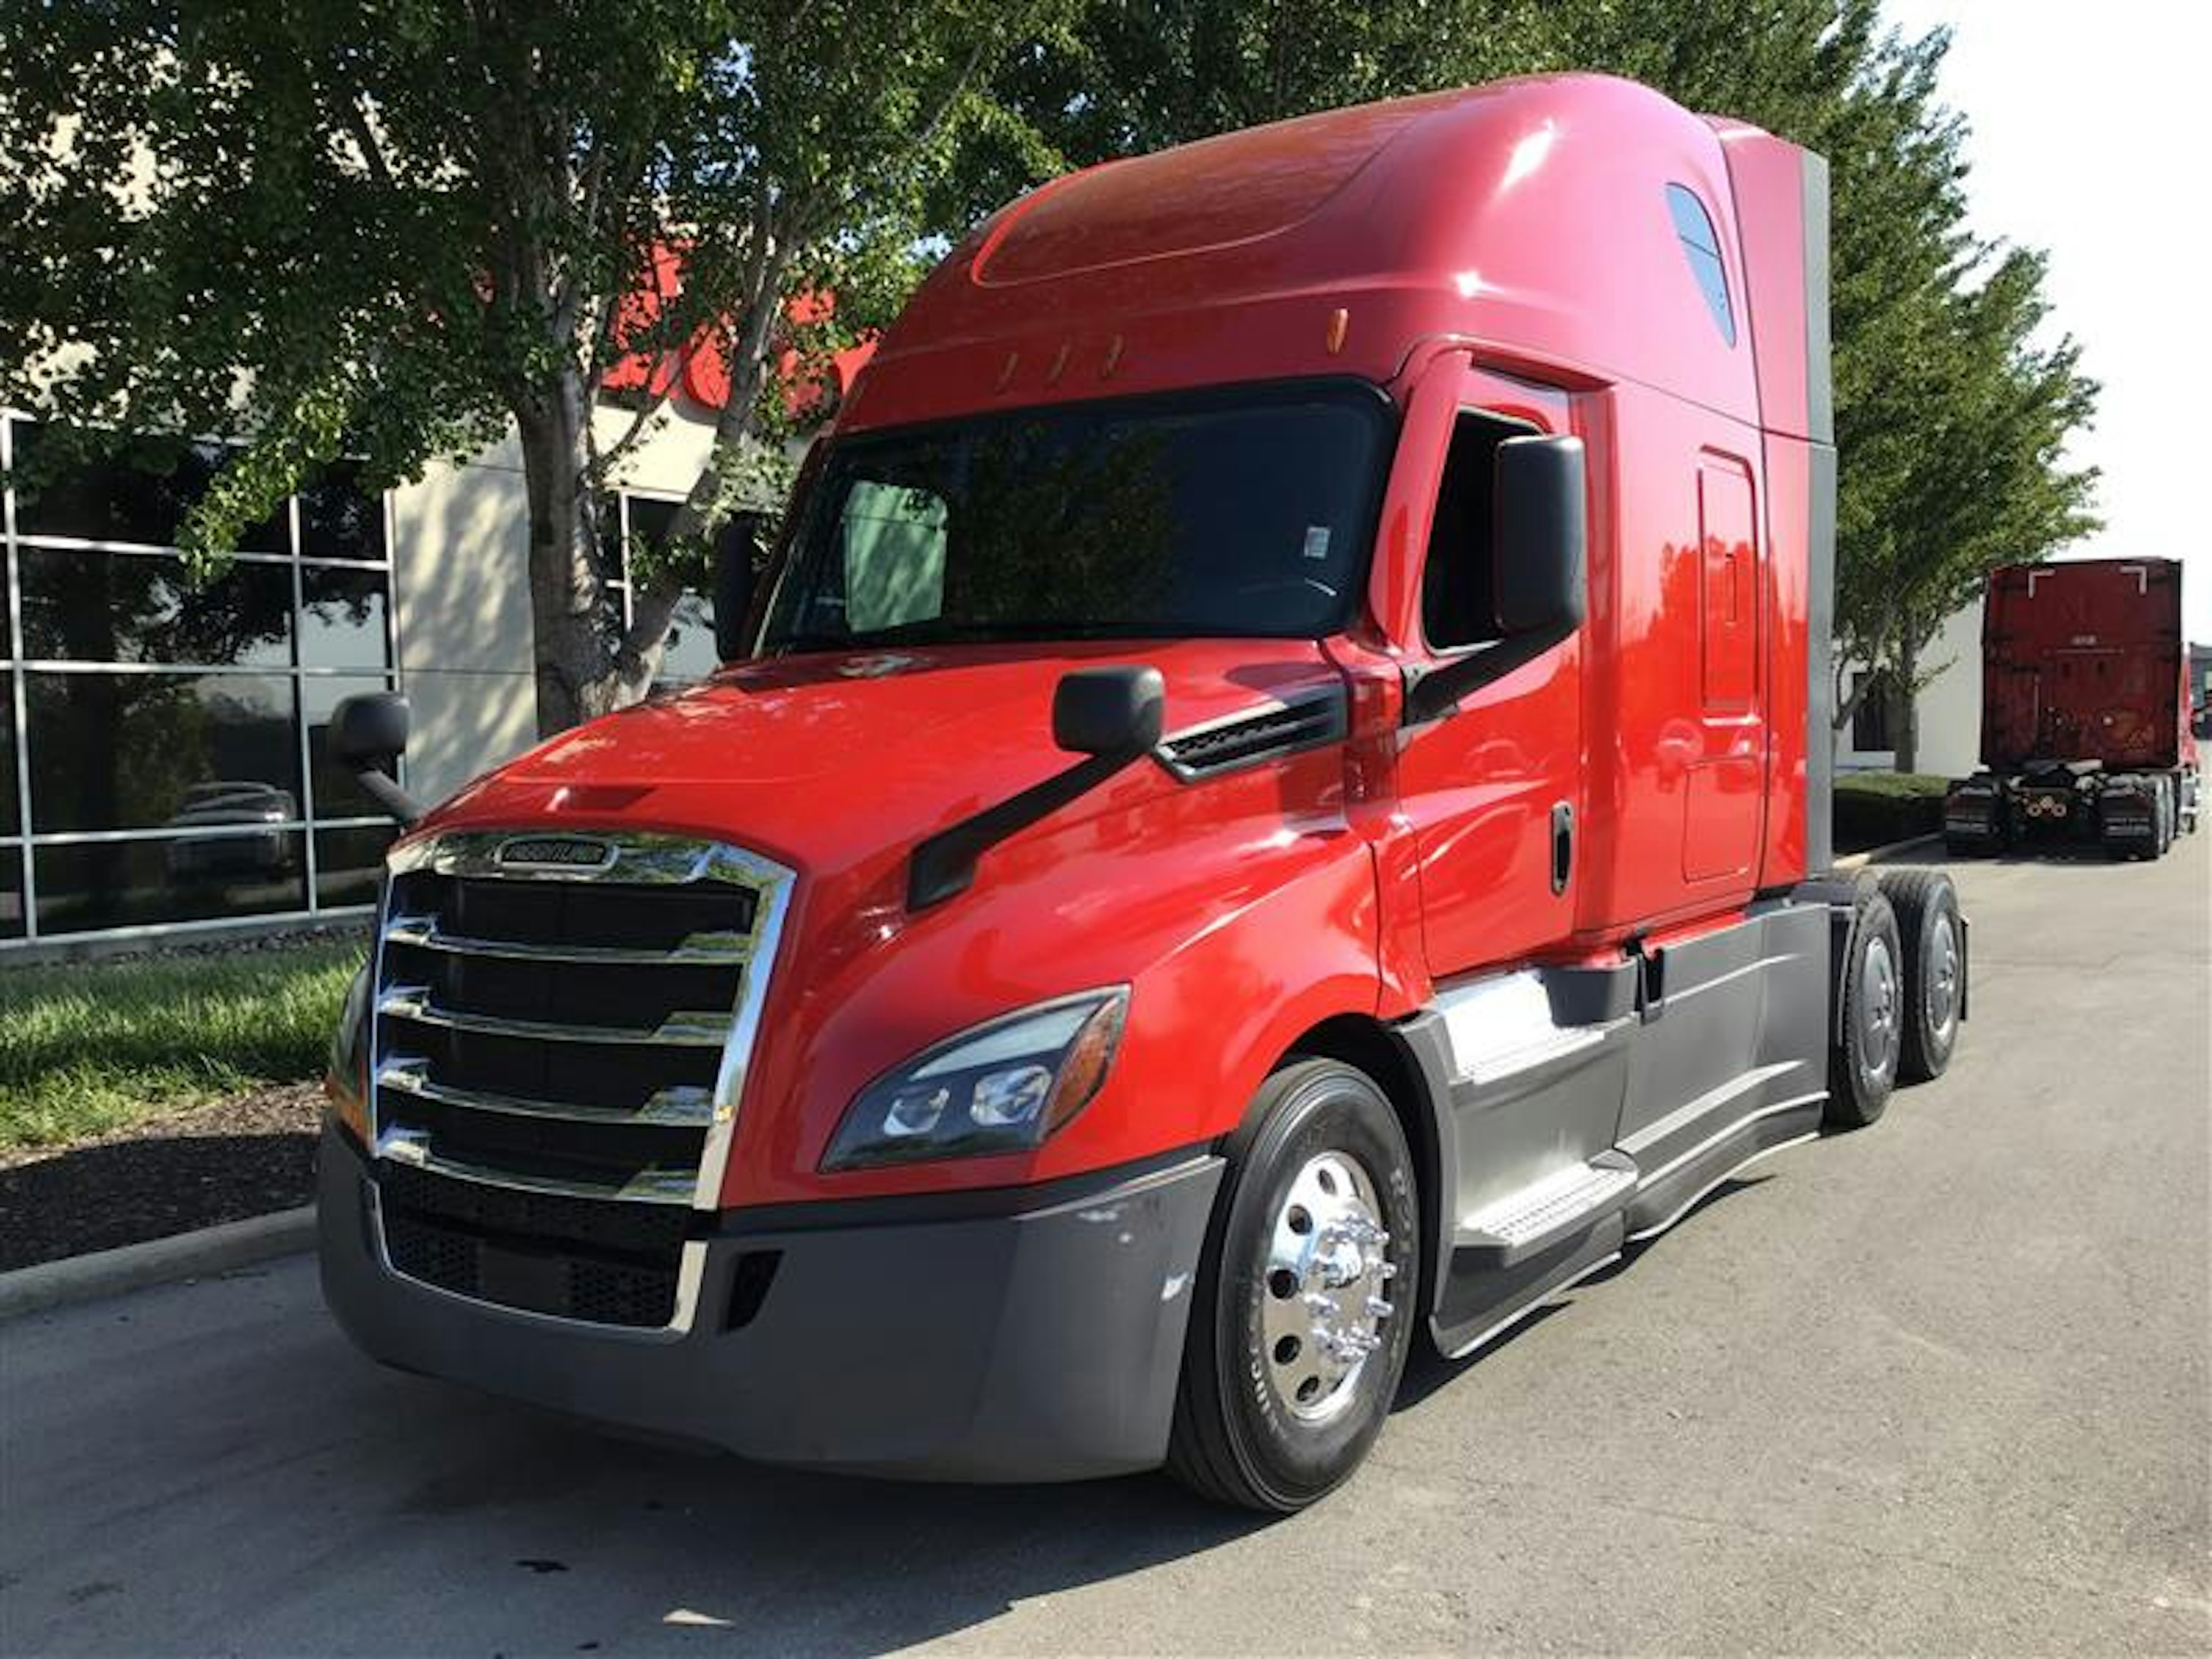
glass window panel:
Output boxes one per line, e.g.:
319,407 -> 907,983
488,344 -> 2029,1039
315,823 -> 396,910
302,675 -> 395,821
18,547 -> 293,667
0,845 -> 23,938
26,671 -> 299,833
33,832 -> 305,935
658,590 -> 721,684
0,703 -> 16,838
10,423 -> 287,552
298,462 -> 387,562
298,565 -> 391,671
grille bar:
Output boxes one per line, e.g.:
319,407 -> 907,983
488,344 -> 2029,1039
377,1126 -> 698,1205
378,985 -> 735,1047
384,914 -> 753,967
378,1058 -> 716,1128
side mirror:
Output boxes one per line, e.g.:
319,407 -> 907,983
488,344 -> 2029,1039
1403,434 -> 1588,725
1492,434 -> 1588,637
908,663 -> 1165,910
332,691 -> 410,768
1052,665 -> 1166,757
331,691 -> 424,827
712,513 -> 760,664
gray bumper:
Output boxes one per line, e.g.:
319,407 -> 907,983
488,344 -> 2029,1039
317,1128 -> 1222,1482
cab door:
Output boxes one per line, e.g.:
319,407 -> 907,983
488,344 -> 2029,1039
1392,362 -> 1586,980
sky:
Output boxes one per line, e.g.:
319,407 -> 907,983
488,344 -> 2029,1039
1880,0 -> 2211,642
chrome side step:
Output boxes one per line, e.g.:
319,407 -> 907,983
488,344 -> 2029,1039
1454,1150 -> 1639,1267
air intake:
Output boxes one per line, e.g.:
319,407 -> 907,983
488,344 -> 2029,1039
1156,688 -> 1349,780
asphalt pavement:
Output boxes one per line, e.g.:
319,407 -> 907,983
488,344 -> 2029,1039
2,834 -> 2206,1656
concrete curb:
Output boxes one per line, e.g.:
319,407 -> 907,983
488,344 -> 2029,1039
1835,831 -> 1944,873
0,1205 -> 315,1323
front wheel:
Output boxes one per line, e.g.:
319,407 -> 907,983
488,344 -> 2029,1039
1166,1058 -> 1420,1512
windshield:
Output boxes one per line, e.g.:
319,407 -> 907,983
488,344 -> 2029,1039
760,382 -> 1393,652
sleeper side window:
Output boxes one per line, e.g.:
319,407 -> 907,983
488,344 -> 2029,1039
1666,184 -> 1737,347
1421,411 -> 1528,651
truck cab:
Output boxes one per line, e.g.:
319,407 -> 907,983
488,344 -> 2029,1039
319,74 -> 1967,1510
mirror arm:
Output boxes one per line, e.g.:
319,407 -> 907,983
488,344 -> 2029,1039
908,747 -> 1140,912
350,763 -> 426,829
1400,618 -> 1577,726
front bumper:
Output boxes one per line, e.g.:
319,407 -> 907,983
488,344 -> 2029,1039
317,1127 -> 1222,1482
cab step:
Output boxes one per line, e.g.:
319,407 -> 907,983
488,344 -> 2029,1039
1453,1151 -> 1639,1268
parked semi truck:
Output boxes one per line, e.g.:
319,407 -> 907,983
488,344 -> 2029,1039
318,74 -> 1971,1512
1944,559 -> 2200,858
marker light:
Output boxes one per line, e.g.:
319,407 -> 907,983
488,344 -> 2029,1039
822,988 -> 1129,1171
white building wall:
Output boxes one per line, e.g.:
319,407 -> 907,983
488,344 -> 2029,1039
389,403 -> 725,805
1834,594 -> 1984,779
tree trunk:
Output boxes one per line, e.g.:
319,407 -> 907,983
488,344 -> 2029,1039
514,368 -> 615,738
1893,636 -> 1920,774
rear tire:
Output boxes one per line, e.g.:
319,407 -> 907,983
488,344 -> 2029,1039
1878,869 -> 1963,1083
1166,1058 -> 1419,1513
1825,885 -> 1904,1128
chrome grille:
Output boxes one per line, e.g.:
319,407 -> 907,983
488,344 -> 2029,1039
365,830 -> 793,1332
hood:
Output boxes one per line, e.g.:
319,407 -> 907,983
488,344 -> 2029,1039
427,638 -> 1343,880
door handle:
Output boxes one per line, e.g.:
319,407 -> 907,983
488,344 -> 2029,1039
1551,802 -> 1574,895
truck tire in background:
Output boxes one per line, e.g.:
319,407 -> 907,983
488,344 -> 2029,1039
1825,886 -> 1904,1129
1877,868 -> 1964,1083
1167,1059 -> 1420,1513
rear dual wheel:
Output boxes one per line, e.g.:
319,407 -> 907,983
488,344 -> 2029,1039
1166,1059 -> 1419,1513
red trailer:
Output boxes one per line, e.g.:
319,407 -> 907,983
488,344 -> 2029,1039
314,75 -> 1972,1510
1945,559 -> 2200,857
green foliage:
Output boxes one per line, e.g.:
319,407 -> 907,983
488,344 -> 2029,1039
0,1 -> 1069,729
1833,770 -> 1949,851
0,939 -> 363,1149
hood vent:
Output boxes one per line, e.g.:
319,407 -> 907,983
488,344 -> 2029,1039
1156,688 -> 1349,781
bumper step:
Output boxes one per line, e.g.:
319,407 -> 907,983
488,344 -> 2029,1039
1454,1151 -> 1639,1267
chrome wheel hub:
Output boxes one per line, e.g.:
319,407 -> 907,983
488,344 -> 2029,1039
1927,912 -> 1960,1040
1862,934 -> 1899,1078
1259,1150 -> 1396,1425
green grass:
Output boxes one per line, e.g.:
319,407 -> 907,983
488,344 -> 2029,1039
0,938 -> 365,1152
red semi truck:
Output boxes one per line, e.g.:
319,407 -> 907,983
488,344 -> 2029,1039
1944,559 -> 2200,858
318,74 -> 1971,1511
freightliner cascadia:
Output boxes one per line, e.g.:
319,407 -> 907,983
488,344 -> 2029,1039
1944,558 -> 2200,858
319,74 -> 1972,1511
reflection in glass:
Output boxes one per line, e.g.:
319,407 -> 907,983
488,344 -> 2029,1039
34,833 -> 306,933
660,591 -> 720,684
1,847 -> 22,937
9,423 -> 287,551
19,548 -> 293,667
298,565 -> 388,670
26,672 -> 298,833
302,675 -> 395,819
316,823 -> 397,910
298,462 -> 386,562
0,712 -> 16,838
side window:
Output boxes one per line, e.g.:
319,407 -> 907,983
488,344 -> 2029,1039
1665,184 -> 1737,347
1421,411 -> 1528,650
840,479 -> 948,632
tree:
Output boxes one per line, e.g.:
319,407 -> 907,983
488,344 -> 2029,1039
950,0 -> 2100,766
0,0 -> 1066,736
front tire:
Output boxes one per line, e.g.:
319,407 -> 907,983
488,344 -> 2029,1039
1166,1058 -> 1419,1513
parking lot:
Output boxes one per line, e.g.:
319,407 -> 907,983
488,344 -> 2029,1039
2,835 -> 2206,1656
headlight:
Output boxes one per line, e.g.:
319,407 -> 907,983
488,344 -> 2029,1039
822,988 -> 1128,1171
325,962 -> 373,1142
